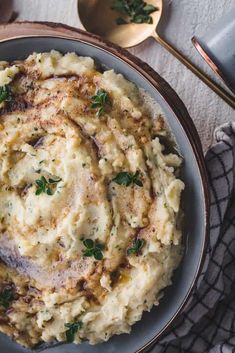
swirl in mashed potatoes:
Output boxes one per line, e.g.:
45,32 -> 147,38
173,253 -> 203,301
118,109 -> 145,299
0,51 -> 184,348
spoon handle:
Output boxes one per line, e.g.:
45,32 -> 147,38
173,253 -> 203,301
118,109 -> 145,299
152,32 -> 235,110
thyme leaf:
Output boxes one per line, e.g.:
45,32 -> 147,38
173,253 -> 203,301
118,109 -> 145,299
91,89 -> 110,117
83,239 -> 104,260
64,321 -> 83,343
35,175 -> 62,196
127,238 -> 145,255
112,0 -> 158,25
0,85 -> 12,104
112,171 -> 143,187
0,288 -> 14,309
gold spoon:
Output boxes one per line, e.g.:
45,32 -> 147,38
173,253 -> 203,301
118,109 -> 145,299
77,0 -> 235,109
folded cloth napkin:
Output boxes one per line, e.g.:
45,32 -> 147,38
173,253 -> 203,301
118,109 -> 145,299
151,123 -> 235,353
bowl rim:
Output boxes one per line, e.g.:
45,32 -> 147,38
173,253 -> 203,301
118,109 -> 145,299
0,25 -> 210,353
192,36 -> 235,95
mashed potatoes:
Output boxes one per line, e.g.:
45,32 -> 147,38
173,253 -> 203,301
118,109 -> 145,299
0,51 -> 184,348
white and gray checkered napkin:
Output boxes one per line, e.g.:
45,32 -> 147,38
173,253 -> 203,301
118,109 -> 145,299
151,123 -> 235,353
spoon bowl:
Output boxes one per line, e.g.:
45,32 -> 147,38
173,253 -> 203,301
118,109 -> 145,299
78,0 -> 162,48
77,0 -> 235,109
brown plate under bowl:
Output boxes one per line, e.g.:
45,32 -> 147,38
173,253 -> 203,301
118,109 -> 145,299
0,22 -> 209,353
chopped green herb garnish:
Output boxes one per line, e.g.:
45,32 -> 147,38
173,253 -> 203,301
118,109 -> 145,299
82,239 -> 104,260
112,171 -> 143,187
35,176 -> 62,196
0,288 -> 14,309
127,238 -> 145,255
112,0 -> 158,25
91,89 -> 110,117
116,17 -> 128,25
64,321 -> 83,343
0,85 -> 12,104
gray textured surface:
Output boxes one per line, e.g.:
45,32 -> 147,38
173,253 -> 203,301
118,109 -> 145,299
15,0 -> 235,150
194,6 -> 235,93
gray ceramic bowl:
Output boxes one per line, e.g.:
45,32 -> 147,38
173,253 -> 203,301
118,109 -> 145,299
192,6 -> 235,94
0,32 -> 209,353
